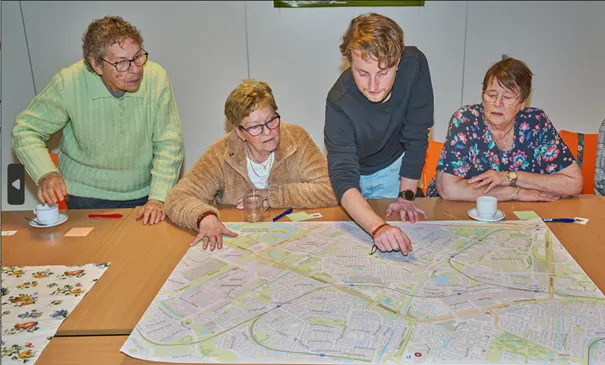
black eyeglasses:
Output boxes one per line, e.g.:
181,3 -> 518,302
239,114 -> 281,137
101,50 -> 148,72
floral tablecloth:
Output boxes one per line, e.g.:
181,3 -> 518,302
1,263 -> 110,364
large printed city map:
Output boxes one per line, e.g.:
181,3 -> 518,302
121,220 -> 605,364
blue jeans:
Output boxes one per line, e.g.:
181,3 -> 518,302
359,153 -> 425,199
66,195 -> 149,209
359,154 -> 404,199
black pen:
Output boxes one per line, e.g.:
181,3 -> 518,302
542,218 -> 575,223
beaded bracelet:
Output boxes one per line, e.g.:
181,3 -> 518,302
196,211 -> 218,228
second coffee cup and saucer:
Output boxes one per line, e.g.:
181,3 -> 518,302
29,203 -> 68,228
467,196 -> 505,222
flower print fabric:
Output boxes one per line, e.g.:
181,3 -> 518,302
1,263 -> 110,364
427,104 -> 575,197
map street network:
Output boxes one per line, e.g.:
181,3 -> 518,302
121,220 -> 605,364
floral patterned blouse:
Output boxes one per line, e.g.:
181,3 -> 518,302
427,104 -> 575,197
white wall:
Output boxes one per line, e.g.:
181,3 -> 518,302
2,1 -> 604,211
2,1 -> 41,210
246,0 -> 466,148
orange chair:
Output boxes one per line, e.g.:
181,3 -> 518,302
419,140 -> 445,195
49,152 -> 68,210
559,130 -> 598,194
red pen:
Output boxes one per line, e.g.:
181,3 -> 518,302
88,213 -> 123,219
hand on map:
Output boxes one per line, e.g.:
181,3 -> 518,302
136,199 -> 165,225
373,224 -> 413,255
386,199 -> 427,223
192,214 -> 238,250
38,172 -> 68,204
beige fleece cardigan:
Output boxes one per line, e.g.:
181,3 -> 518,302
164,123 -> 338,230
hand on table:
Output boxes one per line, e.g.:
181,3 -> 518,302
386,198 -> 427,223
517,189 -> 560,202
191,214 -> 238,250
136,199 -> 165,225
37,172 -> 68,205
372,224 -> 413,256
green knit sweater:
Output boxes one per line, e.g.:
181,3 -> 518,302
12,60 -> 184,202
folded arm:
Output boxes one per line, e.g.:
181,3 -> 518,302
436,171 -> 518,201
516,164 -> 582,196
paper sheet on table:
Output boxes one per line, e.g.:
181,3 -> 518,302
514,211 -> 541,220
64,227 -> 94,237
286,212 -> 313,221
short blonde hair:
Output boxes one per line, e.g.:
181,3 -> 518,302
82,16 -> 143,73
340,13 -> 404,69
224,80 -> 278,127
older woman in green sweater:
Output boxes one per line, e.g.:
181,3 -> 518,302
12,16 -> 183,225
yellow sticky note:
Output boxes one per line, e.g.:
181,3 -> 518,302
65,227 -> 94,237
287,212 -> 312,222
514,211 -> 541,220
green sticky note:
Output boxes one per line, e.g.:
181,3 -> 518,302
287,212 -> 312,222
514,211 -> 541,220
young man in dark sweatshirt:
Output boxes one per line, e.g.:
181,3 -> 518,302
324,13 -> 434,255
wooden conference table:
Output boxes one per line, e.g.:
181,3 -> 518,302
2,196 -> 605,364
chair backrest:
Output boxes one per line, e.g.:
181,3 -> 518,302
559,130 -> 598,194
49,152 -> 68,210
419,140 -> 444,195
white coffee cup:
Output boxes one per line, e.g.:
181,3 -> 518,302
476,196 -> 498,219
33,203 -> 60,224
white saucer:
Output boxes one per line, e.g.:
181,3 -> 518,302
29,213 -> 68,228
467,208 -> 505,222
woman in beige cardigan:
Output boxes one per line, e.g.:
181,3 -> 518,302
164,79 -> 338,250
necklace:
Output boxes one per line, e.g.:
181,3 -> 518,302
491,128 -> 514,152
246,145 -> 273,178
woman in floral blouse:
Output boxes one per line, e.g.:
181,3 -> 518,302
427,56 -> 583,201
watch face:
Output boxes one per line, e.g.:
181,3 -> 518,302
404,190 -> 415,201
509,171 -> 518,179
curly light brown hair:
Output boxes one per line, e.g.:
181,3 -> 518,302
482,55 -> 533,102
339,13 -> 404,69
224,80 -> 278,127
82,16 -> 143,72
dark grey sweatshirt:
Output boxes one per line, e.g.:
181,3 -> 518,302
324,46 -> 434,201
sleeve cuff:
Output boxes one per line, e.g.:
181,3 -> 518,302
335,183 -> 360,203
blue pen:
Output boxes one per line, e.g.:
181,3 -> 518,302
272,207 -> 293,222
542,218 -> 575,223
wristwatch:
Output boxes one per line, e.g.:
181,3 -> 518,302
506,171 -> 518,186
398,189 -> 416,201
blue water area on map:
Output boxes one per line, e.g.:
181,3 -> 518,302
381,297 -> 393,305
433,275 -> 450,285
257,224 -> 303,243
